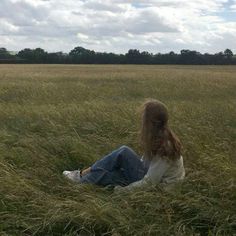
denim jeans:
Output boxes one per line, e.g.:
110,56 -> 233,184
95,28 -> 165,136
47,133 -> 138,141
80,145 -> 150,187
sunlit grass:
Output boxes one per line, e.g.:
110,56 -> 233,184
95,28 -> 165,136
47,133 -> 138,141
0,64 -> 235,235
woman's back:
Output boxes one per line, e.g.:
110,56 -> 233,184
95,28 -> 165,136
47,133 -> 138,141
159,155 -> 185,184
141,154 -> 185,184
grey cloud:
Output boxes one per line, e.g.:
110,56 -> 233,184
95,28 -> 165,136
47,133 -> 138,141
82,0 -> 125,12
0,0 -> 49,27
72,6 -> 179,38
125,8 -> 179,34
205,32 -> 236,52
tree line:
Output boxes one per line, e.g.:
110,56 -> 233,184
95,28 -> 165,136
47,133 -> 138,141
0,47 -> 235,65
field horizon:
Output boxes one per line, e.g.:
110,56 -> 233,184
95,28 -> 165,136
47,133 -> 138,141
0,64 -> 235,236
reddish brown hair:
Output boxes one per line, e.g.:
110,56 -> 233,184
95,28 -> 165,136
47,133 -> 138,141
139,99 -> 182,161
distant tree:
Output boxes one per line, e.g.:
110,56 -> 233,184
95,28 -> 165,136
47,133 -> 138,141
224,49 -> 233,58
18,48 -> 47,63
140,51 -> 153,64
223,49 -> 233,64
46,52 -> 68,64
180,49 -> 204,64
17,48 -> 33,61
69,46 -> 95,63
125,49 -> 142,64
214,52 -> 225,65
33,48 -> 48,63
0,48 -> 13,59
203,53 -> 215,65
6,46 -> 236,65
69,47 -> 90,57
94,52 -> 125,64
156,51 -> 180,64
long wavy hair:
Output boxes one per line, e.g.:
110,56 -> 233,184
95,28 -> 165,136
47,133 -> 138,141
139,99 -> 182,161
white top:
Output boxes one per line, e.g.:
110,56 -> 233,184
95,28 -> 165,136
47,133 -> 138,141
119,155 -> 185,191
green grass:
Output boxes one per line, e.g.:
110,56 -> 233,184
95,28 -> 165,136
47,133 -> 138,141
0,64 -> 235,236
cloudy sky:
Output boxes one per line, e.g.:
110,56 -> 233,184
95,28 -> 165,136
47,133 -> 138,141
0,0 -> 236,53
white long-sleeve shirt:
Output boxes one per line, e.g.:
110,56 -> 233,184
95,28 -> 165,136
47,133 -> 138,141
118,155 -> 185,191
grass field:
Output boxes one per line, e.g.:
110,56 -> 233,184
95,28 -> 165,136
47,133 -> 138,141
0,64 -> 235,236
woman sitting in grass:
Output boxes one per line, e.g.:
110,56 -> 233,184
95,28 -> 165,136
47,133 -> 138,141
63,99 -> 185,192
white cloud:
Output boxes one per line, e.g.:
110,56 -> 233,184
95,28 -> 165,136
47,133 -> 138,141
230,0 -> 236,11
0,19 -> 19,34
0,0 -> 235,53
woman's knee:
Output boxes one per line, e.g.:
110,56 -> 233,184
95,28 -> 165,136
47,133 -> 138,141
119,145 -> 130,152
118,145 -> 135,156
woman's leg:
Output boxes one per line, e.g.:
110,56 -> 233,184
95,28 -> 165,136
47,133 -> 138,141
81,167 -> 91,176
80,145 -> 149,186
91,146 -> 141,171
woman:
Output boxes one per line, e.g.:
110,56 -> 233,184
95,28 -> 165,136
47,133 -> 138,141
63,99 -> 185,191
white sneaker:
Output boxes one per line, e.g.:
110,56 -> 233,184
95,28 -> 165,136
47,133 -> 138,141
63,170 -> 81,183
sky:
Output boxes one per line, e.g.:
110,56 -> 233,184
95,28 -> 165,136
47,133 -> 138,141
0,0 -> 236,54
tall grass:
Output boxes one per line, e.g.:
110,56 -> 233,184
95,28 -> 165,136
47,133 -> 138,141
0,65 -> 235,235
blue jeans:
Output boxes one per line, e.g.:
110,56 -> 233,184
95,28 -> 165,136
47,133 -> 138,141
80,145 -> 150,187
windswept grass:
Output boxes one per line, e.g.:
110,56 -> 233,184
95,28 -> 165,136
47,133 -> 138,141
0,64 -> 235,236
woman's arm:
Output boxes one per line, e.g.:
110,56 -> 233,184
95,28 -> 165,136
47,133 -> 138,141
115,157 -> 170,192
